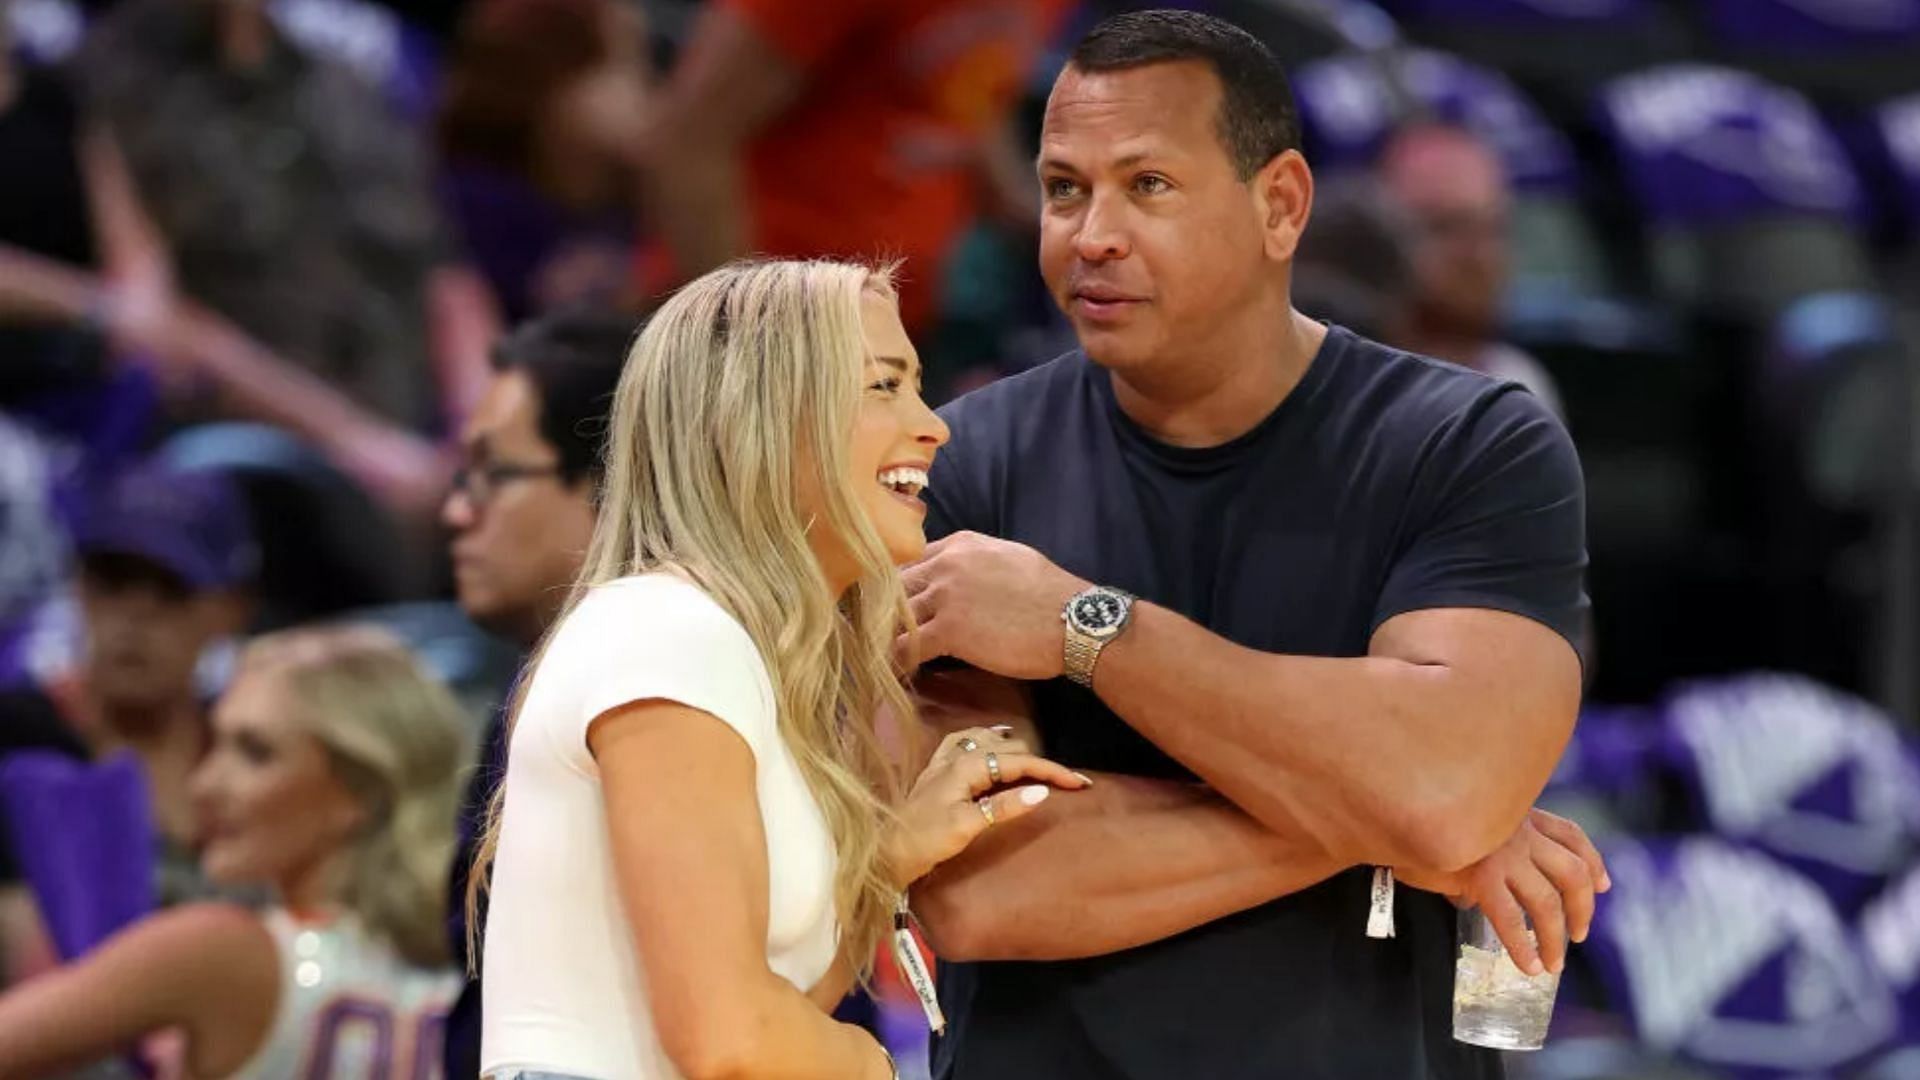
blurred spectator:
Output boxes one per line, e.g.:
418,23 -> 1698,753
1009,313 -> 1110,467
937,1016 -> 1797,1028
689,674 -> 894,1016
0,625 -> 464,1078
442,311 -> 631,645
76,0 -> 497,430
0,0 -> 505,518
633,0 -> 1074,332
438,309 -> 632,1080
1376,121 -> 1565,417
436,0 -> 650,322
1293,175 -> 1419,343
0,463 -> 256,920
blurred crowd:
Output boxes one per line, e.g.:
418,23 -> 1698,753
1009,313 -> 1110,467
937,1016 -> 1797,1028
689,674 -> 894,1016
0,0 -> 1916,1077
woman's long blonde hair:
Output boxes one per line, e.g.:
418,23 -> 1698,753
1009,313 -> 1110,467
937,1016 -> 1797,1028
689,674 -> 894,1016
239,624 -> 467,969
469,258 -> 917,978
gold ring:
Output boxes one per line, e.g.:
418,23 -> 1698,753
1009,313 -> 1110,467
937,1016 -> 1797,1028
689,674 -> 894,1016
977,797 -> 996,826
985,752 -> 1002,786
958,737 -> 980,753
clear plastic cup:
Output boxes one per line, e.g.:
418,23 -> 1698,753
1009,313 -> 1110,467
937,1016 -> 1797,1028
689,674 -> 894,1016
1451,907 -> 1562,1051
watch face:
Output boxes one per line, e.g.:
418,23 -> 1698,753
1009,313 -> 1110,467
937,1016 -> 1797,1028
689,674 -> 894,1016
1072,592 -> 1126,633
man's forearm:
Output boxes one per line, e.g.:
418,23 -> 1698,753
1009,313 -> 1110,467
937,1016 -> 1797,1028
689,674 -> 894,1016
911,773 -> 1346,962
1094,604 -> 1577,874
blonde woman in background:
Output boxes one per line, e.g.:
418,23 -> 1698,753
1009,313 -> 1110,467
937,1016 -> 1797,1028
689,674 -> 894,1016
0,625 -> 467,1078
474,259 -> 1088,1080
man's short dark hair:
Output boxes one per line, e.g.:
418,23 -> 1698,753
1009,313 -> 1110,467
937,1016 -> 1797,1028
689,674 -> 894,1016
489,310 -> 637,486
1068,9 -> 1301,180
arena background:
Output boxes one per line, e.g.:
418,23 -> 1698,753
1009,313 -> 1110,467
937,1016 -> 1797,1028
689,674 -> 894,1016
1,0 -> 1917,1076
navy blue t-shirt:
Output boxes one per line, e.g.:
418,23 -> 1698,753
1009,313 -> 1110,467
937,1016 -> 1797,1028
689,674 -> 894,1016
921,324 -> 1588,1080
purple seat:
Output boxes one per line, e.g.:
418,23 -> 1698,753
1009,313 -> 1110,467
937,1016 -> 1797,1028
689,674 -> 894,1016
1658,673 -> 1920,918
1700,0 -> 1920,107
0,750 -> 157,961
1370,0 -> 1689,106
1295,47 -> 1579,194
1378,0 -> 1651,25
1859,859 -> 1920,1062
1586,834 -> 1899,1076
1594,65 -> 1874,315
1702,0 -> 1920,55
1596,64 -> 1865,228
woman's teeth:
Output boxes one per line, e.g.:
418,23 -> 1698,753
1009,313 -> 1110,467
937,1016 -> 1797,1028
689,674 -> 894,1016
878,466 -> 929,496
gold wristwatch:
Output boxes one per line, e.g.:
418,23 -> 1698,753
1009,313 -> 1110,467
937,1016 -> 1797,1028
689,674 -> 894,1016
1062,585 -> 1135,688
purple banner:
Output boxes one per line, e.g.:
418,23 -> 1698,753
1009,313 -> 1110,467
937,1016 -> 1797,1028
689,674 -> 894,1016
1704,0 -> 1920,51
1587,836 -> 1898,1076
1598,65 -> 1864,225
1294,48 -> 1578,192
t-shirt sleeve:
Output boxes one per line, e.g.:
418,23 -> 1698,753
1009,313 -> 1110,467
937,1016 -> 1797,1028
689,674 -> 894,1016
721,0 -> 888,71
1371,386 -> 1590,659
539,580 -> 774,768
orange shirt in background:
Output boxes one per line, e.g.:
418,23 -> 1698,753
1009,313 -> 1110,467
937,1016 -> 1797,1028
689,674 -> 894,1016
719,0 -> 1074,330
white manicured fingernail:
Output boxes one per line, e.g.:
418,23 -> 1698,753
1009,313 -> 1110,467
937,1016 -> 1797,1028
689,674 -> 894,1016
1020,786 -> 1050,806
989,724 -> 1014,734
1072,772 -> 1094,786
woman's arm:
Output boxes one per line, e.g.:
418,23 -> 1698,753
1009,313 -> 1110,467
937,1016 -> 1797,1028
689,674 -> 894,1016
590,700 -> 894,1080
0,902 -> 280,1079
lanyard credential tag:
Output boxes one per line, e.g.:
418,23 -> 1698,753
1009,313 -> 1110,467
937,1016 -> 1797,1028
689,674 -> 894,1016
892,896 -> 945,1033
1367,866 -> 1396,939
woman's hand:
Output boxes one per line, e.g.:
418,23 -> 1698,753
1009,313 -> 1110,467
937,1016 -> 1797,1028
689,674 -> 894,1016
885,725 -> 1090,888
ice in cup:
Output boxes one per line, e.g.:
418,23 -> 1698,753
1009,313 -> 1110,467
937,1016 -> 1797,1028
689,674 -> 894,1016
1452,907 -> 1562,1051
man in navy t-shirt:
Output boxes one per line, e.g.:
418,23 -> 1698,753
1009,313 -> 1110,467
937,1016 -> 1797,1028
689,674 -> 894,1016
903,11 -> 1604,1079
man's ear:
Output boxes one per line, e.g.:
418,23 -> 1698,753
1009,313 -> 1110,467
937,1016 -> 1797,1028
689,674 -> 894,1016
1253,149 -> 1314,263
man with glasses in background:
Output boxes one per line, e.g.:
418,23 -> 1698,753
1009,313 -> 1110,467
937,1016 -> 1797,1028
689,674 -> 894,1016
439,311 -> 635,1080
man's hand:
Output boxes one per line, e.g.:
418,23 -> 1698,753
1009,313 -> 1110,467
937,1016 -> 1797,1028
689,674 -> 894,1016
900,532 -> 1089,680
1397,809 -> 1610,977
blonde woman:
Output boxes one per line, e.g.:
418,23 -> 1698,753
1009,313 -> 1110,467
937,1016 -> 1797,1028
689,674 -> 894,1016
474,259 -> 1088,1080
0,626 -> 467,1078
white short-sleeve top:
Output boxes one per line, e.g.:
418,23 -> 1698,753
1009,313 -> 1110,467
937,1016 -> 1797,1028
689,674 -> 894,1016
480,574 -> 839,1079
